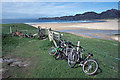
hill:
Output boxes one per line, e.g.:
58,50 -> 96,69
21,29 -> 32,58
38,9 -> 120,20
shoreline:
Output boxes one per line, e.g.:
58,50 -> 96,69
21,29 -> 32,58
30,19 -> 119,42
31,19 -> 119,30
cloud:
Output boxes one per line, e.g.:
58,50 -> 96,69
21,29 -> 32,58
1,0 -> 120,2
2,2 -> 118,19
2,2 -> 81,17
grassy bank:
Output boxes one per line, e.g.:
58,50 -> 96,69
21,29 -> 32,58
114,34 -> 120,36
2,23 -> 119,78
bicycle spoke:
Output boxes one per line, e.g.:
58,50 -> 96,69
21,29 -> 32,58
83,59 -> 98,75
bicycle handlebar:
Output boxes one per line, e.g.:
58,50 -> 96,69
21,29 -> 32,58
59,39 -> 85,50
66,41 -> 84,49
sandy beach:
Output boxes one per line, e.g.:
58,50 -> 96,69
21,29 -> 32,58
32,19 -> 119,30
31,19 -> 119,41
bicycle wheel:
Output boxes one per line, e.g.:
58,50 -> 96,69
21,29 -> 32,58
68,51 -> 78,68
60,52 -> 66,60
55,52 -> 60,60
48,47 -> 57,56
82,59 -> 98,75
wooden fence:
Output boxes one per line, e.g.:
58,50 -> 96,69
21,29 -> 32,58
48,28 -> 63,47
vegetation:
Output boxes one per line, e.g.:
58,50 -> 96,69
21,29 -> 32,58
114,34 -> 120,35
2,23 -> 119,78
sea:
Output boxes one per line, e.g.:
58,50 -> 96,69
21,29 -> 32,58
2,19 -> 105,25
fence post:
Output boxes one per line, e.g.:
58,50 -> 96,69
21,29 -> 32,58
77,41 -> 80,53
10,26 -> 12,34
48,28 -> 52,41
38,26 -> 41,32
58,33 -> 60,40
38,26 -> 41,39
48,28 -> 50,41
51,31 -> 54,41
45,27 -> 47,35
53,40 -> 57,47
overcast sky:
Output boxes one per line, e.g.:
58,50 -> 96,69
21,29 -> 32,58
2,2 -> 118,19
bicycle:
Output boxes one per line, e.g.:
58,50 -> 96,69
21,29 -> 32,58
54,40 -> 75,60
67,43 -> 99,75
48,39 -> 67,59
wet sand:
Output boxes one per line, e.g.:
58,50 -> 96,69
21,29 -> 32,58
68,32 -> 119,42
31,19 -> 119,41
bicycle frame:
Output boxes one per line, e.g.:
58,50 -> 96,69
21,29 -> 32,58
79,53 -> 93,65
64,44 -> 73,57
68,45 -> 93,65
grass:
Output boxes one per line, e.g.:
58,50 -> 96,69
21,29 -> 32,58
2,23 -> 120,78
114,34 -> 120,36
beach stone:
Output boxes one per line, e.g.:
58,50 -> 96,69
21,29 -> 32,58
10,61 -> 22,67
0,68 -> 8,74
18,61 -> 30,67
2,57 -> 30,67
3,58 -> 18,63
9,61 -> 30,67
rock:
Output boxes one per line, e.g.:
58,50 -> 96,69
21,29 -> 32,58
18,61 -> 30,67
2,57 -> 30,67
9,61 -> 30,67
9,61 -> 22,67
3,58 -> 17,63
0,68 -> 8,74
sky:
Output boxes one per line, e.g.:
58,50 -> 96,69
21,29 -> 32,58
1,0 -> 120,2
2,2 -> 118,19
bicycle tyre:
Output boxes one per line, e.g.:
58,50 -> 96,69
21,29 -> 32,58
60,53 -> 66,60
68,51 -> 78,68
54,52 -> 60,60
82,59 -> 98,75
48,47 -> 57,56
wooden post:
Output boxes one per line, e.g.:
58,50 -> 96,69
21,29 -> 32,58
38,26 -> 41,32
53,40 -> 57,47
10,26 -> 12,34
48,28 -> 50,41
38,26 -> 41,38
45,27 -> 47,35
77,41 -> 80,61
60,34 -> 63,40
48,28 -> 52,41
58,33 -> 60,40
77,41 -> 80,54
51,31 -> 53,41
